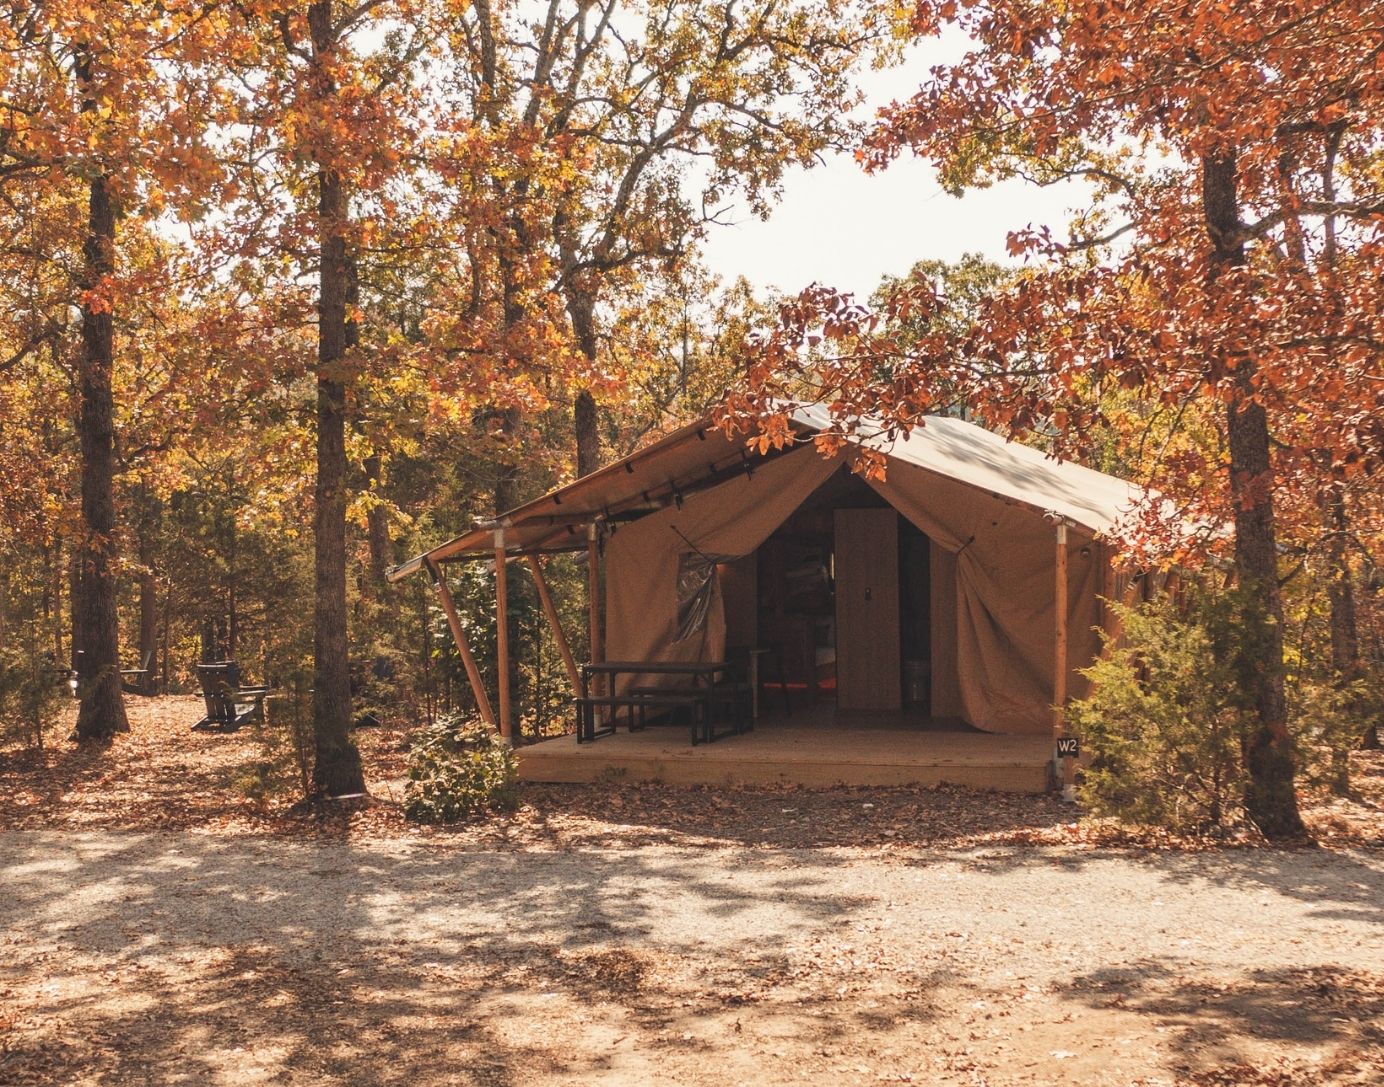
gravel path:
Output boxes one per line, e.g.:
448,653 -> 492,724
2,831 -> 1382,1086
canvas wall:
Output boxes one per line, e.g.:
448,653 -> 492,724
603,444 -> 1104,735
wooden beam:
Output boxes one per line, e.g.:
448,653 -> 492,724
1054,522 -> 1075,800
393,437 -> 809,578
495,530 -> 513,742
425,558 -> 494,727
587,523 -> 604,726
441,545 -> 586,562
527,555 -> 580,694
587,525 -> 603,666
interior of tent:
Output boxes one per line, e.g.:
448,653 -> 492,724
603,444 -> 1106,737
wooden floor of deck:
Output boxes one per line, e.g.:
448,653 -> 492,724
518,705 -> 1055,793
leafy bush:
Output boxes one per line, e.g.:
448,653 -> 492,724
1070,595 -> 1250,833
0,644 -> 68,749
1288,673 -> 1374,796
404,715 -> 519,824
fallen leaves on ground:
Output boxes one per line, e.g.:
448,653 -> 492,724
1,697 -> 1380,853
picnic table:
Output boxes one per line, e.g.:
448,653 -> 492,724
574,660 -> 750,746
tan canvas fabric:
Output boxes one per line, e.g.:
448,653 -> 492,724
604,446 -> 841,692
397,404 -> 1145,735
929,541 -> 963,718
868,460 -> 1100,735
603,436 -> 1105,735
792,404 -> 1146,535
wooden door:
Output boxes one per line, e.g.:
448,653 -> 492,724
834,508 -> 901,711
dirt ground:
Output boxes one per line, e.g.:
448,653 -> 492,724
1,697 -> 1382,1086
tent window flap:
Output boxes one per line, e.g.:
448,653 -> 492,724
675,552 -> 722,643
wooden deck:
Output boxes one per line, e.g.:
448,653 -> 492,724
518,708 -> 1055,793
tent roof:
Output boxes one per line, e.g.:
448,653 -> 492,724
387,405 -> 1150,581
791,404 -> 1145,538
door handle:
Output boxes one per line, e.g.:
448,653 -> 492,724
864,587 -> 872,602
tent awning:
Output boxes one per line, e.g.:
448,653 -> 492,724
387,405 -> 1153,581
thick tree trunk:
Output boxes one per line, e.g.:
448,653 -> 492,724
574,389 -> 600,479
311,163 -> 365,796
492,409 -> 522,515
308,1 -> 364,796
72,149 -> 129,741
562,282 -> 602,477
1203,150 -> 1303,837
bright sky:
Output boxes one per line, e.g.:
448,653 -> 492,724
701,42 -> 1091,302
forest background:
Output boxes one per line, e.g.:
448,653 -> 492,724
1,1 -> 1381,837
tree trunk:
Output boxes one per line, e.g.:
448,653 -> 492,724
311,162 -> 366,795
161,579 -> 171,692
226,496 -> 238,661
1325,478 -> 1364,773
72,72 -> 129,741
308,3 -> 365,795
1203,149 -> 1303,838
563,282 -> 602,477
69,549 -> 82,672
487,409 -> 526,738
1313,131 -> 1374,753
574,389 -> 600,479
136,493 -> 160,694
47,537 -> 63,661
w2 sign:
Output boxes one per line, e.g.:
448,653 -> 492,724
1056,737 -> 1081,759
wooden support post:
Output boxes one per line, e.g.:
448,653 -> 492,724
527,555 -> 580,694
426,558 -> 494,727
495,530 -> 513,742
587,525 -> 603,665
1054,522 -> 1076,802
587,523 -> 604,726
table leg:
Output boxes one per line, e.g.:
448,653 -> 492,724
579,668 -> 590,743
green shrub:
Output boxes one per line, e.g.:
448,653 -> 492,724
1070,595 -> 1250,833
0,644 -> 68,749
228,758 -> 282,805
404,715 -> 519,824
1288,673 -> 1374,796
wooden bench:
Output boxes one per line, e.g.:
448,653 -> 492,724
573,692 -> 710,744
192,662 -> 270,732
629,683 -> 753,744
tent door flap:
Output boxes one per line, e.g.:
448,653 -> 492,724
834,508 -> 902,712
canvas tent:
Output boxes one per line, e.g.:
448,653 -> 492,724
390,404 -> 1150,740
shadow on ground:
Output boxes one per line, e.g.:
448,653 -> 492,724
0,830 -> 931,1086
